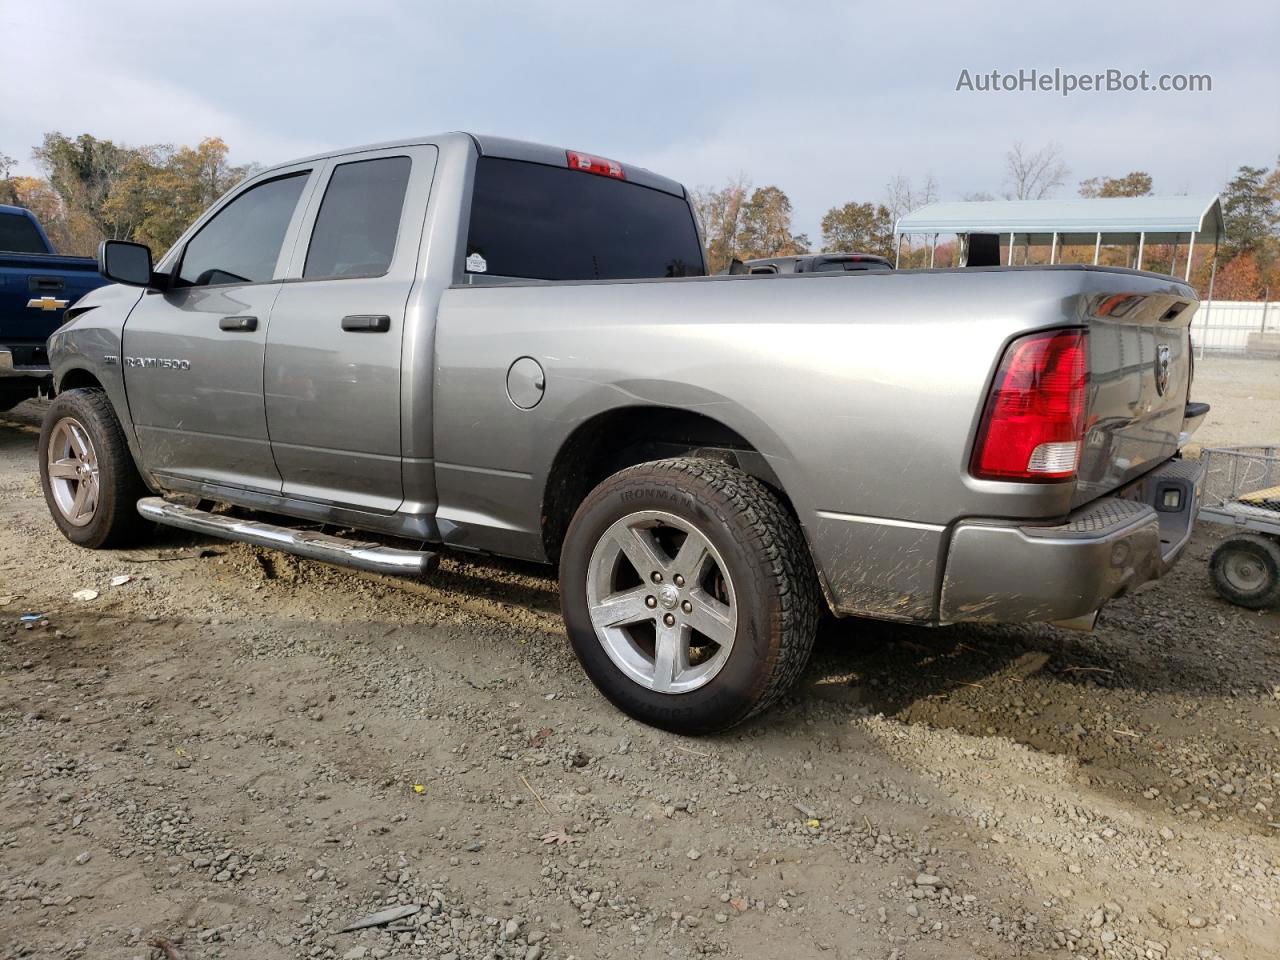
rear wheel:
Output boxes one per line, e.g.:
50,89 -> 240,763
559,457 -> 820,734
1209,534 -> 1280,609
38,388 -> 151,548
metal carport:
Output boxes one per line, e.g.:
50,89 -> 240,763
894,194 -> 1224,280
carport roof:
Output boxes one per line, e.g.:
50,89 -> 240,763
895,195 -> 1224,245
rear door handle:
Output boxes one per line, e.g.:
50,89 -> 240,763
341,314 -> 391,333
219,315 -> 258,332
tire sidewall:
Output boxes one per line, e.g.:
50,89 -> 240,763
1210,536 -> 1280,608
560,469 -> 784,734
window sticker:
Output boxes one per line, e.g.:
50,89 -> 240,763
465,252 -> 488,273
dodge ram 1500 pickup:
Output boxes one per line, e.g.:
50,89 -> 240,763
0,204 -> 109,409
39,133 -> 1209,733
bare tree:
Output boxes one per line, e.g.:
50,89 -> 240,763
884,173 -> 941,265
884,173 -> 940,223
1004,141 -> 1068,200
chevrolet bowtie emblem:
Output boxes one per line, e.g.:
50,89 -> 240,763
28,296 -> 70,311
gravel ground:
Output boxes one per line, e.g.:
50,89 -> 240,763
2,367 -> 1279,960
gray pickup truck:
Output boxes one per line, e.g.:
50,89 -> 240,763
38,132 -> 1208,733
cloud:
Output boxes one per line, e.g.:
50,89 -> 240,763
3,0 -> 1277,242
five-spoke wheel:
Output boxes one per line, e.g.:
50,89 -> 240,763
561,457 -> 820,734
46,416 -> 101,527
587,510 -> 737,694
39,387 -> 149,548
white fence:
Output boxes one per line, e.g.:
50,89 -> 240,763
1189,300 -> 1279,355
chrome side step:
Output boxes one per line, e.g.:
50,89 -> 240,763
136,497 -> 438,576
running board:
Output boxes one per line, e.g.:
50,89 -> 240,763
136,497 -> 438,576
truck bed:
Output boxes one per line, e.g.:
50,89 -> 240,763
433,264 -> 1198,619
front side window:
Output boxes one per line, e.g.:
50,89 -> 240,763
465,157 -> 705,281
304,156 -> 411,279
177,172 -> 308,287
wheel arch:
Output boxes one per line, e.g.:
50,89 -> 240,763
540,405 -> 797,564
56,367 -> 107,394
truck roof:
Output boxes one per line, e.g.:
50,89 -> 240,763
254,132 -> 688,198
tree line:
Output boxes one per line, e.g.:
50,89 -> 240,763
0,133 -> 252,260
2,133 -> 1278,300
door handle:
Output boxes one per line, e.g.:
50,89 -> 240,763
341,314 -> 391,333
219,315 -> 258,332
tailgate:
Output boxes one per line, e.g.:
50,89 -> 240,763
1073,289 -> 1197,507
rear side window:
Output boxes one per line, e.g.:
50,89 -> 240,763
0,211 -> 49,254
177,172 -> 308,287
304,156 -> 411,279
466,157 -> 705,281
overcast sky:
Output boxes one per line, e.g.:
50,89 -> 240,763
3,0 -> 1277,241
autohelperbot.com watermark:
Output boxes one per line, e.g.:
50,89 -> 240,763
955,67 -> 1212,97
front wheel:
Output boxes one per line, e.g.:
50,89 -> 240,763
559,458 -> 820,734
38,388 -> 151,548
1209,534 -> 1280,609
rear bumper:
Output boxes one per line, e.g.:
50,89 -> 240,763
939,456 -> 1205,624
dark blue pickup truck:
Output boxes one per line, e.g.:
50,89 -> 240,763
1,204 -> 109,409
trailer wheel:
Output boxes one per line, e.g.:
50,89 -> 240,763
1209,534 -> 1280,609
559,457 -> 820,734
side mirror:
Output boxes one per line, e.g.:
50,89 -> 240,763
98,239 -> 155,287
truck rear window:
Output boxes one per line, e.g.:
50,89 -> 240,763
0,212 -> 50,254
465,157 -> 705,281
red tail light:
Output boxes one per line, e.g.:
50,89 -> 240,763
971,328 -> 1088,482
566,150 -> 625,180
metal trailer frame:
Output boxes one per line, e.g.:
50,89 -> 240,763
1198,446 -> 1280,537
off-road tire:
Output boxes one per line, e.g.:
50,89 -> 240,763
1209,533 -> 1280,609
38,388 -> 151,549
559,457 -> 821,734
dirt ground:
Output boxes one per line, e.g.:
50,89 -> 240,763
2,357 -> 1279,960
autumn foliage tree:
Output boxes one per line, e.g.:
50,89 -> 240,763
692,179 -> 807,270
819,201 -> 894,257
738,186 -> 808,260
1078,171 -> 1153,198
1212,251 -> 1263,301
691,176 -> 749,273
0,132 -> 253,257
